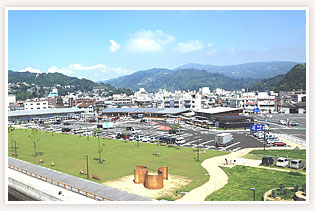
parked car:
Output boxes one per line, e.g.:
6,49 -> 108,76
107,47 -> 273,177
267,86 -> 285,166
169,129 -> 180,134
290,159 -> 304,169
89,119 -> 96,123
61,128 -> 71,132
141,136 -> 150,142
126,126 -> 134,131
176,137 -> 185,144
276,157 -> 290,167
140,119 -> 147,123
261,156 -> 274,166
123,134 -> 130,140
131,129 -> 142,134
129,134 -> 136,141
288,121 -> 299,126
273,141 -> 287,147
279,120 -> 287,125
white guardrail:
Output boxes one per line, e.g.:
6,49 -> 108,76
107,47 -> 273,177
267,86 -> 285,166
273,133 -> 306,147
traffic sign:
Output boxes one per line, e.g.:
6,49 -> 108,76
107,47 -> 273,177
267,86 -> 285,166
254,108 -> 259,113
250,124 -> 264,131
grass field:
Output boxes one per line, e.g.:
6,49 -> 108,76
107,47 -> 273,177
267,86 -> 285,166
8,129 -> 229,199
205,165 -> 306,201
243,149 -> 306,160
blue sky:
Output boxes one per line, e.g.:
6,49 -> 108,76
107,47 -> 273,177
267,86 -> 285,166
8,10 -> 306,81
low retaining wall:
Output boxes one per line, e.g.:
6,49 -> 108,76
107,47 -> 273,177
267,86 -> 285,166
9,177 -> 62,201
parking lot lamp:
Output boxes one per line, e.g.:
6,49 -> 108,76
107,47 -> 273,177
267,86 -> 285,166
12,141 -> 17,157
84,155 -> 89,179
250,188 -> 256,201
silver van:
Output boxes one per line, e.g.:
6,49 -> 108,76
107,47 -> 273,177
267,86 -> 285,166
289,159 -> 304,169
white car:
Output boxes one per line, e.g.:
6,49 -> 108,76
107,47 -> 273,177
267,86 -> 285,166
141,136 -> 150,142
276,157 -> 290,167
176,137 -> 185,144
279,120 -> 287,125
131,129 -> 142,134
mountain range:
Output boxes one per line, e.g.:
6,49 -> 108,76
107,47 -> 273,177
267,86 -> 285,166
103,61 -> 299,91
175,61 -> 299,79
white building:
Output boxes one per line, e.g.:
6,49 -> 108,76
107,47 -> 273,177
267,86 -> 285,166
24,101 -> 49,110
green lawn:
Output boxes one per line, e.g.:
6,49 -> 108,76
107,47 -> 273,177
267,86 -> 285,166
243,149 -> 306,173
243,149 -> 306,160
8,129 -> 229,200
205,166 -> 306,201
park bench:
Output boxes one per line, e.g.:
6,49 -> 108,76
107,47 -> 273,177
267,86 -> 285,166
92,175 -> 101,181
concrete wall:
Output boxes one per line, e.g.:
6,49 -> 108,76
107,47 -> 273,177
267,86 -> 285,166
8,168 -> 94,202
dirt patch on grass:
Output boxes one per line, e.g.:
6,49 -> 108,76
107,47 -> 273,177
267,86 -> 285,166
103,173 -> 191,199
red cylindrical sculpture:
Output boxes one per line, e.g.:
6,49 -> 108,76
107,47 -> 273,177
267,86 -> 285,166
134,165 -> 148,184
144,172 -> 164,189
134,165 -> 169,189
158,166 -> 168,180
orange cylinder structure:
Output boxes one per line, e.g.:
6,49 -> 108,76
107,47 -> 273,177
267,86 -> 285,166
158,166 -> 168,180
134,165 -> 169,190
144,172 -> 164,189
134,165 -> 148,184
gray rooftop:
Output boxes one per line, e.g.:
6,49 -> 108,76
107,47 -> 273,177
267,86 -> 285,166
8,108 -> 86,117
101,107 -> 191,115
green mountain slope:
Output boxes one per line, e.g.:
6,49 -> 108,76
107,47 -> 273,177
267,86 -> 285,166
176,61 -> 298,79
8,70 -> 133,100
250,64 -> 306,91
105,68 -> 259,91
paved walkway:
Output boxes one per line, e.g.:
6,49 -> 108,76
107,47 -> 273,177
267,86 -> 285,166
177,137 -> 304,201
8,157 -> 153,201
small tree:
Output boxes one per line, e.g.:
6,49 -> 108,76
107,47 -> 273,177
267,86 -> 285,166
293,185 -> 299,192
271,190 -> 277,198
8,126 -> 15,151
94,129 -> 104,164
28,128 -> 40,156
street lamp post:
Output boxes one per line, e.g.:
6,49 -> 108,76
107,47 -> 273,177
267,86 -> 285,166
84,155 -> 89,179
12,141 -> 17,157
250,188 -> 256,201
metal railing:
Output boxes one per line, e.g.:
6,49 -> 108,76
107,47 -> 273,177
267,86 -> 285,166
273,133 -> 306,147
8,164 -> 114,201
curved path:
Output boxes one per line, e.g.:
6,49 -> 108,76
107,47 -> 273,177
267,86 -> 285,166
177,148 -> 252,201
177,138 -> 302,201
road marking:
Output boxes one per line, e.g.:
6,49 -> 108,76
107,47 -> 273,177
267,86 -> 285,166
223,142 -> 241,150
232,147 -> 242,152
182,139 -> 202,146
200,140 -> 215,145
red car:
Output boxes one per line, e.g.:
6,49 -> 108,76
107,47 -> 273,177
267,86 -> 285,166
273,141 -> 287,146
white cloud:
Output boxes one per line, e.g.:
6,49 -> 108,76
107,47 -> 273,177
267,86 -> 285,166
46,63 -> 134,82
109,40 -> 120,53
127,29 -> 175,52
208,43 -> 214,47
227,47 -> 236,55
206,48 -> 218,56
19,67 -> 41,74
176,40 -> 204,53
48,66 -> 74,75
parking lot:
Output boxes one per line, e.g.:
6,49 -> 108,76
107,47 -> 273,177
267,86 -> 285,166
250,113 -> 306,140
18,115 -> 300,153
